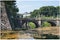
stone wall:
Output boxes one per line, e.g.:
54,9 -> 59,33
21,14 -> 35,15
0,2 -> 12,30
0,2 -> 1,30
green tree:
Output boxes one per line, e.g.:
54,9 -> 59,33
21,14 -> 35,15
4,1 -> 19,30
30,10 -> 39,18
56,6 -> 60,17
30,6 -> 60,17
5,1 -> 19,18
39,6 -> 57,17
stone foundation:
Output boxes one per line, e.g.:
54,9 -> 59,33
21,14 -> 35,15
0,2 -> 12,30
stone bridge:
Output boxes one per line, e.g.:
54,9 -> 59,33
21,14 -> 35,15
14,18 -> 60,30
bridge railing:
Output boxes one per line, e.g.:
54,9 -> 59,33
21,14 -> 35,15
17,16 -> 60,21
35,17 -> 60,20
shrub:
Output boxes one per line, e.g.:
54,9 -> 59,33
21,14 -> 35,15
28,22 -> 36,29
42,22 -> 51,27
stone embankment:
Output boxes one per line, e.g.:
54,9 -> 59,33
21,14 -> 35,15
1,2 -> 12,30
0,27 -> 60,39
29,27 -> 60,39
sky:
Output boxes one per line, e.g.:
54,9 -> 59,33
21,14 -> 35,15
16,0 -> 60,14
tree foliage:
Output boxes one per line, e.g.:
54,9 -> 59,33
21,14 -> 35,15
5,1 -> 19,18
4,1 -> 19,30
56,6 -> 60,15
30,6 -> 60,17
30,10 -> 39,17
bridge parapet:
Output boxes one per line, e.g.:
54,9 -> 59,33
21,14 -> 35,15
35,18 -> 60,21
16,17 -> 60,21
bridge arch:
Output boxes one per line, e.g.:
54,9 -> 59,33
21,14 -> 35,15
47,21 -> 56,26
22,20 -> 39,29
